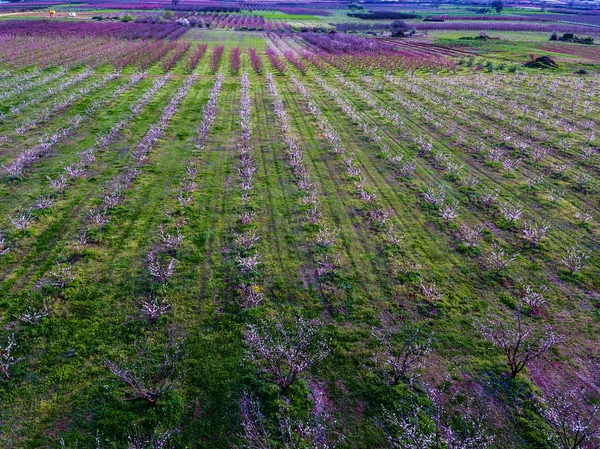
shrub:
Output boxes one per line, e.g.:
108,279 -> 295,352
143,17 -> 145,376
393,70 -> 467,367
390,20 -> 411,37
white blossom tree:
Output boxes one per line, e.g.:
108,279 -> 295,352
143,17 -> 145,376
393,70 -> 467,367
484,243 -> 520,274
127,429 -> 173,449
239,389 -> 338,449
243,316 -> 330,392
478,306 -> 559,378
383,386 -> 493,449
0,333 -> 21,379
539,388 -> 600,449
562,243 -> 589,275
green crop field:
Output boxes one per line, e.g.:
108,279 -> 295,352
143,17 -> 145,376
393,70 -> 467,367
0,5 -> 599,448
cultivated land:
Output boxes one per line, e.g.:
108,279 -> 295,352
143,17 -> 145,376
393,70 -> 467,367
0,4 -> 599,448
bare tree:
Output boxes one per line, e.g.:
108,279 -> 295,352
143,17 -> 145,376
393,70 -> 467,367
316,253 -> 341,279
243,316 -> 330,392
398,160 -> 416,178
531,147 -> 549,163
539,388 -> 600,449
386,227 -> 403,247
235,230 -> 260,251
439,201 -> 459,223
478,306 -> 559,378
88,208 -> 110,232
47,174 -> 68,194
372,319 -> 432,386
278,404 -> 333,449
574,173 -> 591,192
34,195 -> 55,210
104,328 -> 184,403
423,185 -> 446,207
158,226 -> 184,252
574,209 -> 593,225
434,390 -> 493,449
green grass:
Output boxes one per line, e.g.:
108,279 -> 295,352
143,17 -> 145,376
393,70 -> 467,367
181,29 -> 267,50
242,10 -> 317,20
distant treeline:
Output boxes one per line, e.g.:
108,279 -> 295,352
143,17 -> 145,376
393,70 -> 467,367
347,11 -> 418,20
0,4 -> 51,11
335,22 -> 391,32
164,5 -> 241,12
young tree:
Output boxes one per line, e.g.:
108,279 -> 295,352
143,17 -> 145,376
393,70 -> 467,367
458,224 -> 485,248
19,304 -> 48,326
478,306 -> 559,378
147,251 -> 176,284
238,284 -> 264,309
140,296 -> 171,324
499,202 -> 523,224
243,316 -> 330,392
127,429 -> 173,449
484,243 -> 520,274
0,230 -> 9,257
562,243 -> 590,275
49,261 -> 74,288
519,284 -> 548,313
522,221 -> 550,248
0,333 -> 21,379
420,282 -> 444,303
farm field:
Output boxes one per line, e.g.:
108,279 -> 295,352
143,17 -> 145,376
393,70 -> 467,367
0,5 -> 600,449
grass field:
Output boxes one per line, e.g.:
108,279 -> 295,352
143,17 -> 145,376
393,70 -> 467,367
181,29 -> 267,50
0,8 -> 599,448
242,11 -> 318,20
